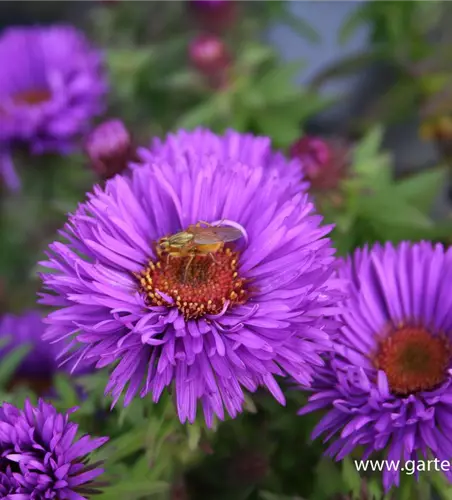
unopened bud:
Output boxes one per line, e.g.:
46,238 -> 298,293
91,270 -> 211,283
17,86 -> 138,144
188,0 -> 237,33
189,34 -> 231,75
290,135 -> 350,191
85,119 -> 133,180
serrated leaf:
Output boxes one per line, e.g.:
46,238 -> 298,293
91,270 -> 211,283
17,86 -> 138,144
0,343 -> 31,387
394,167 -> 447,213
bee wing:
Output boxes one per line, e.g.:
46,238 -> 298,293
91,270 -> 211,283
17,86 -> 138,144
192,226 -> 243,244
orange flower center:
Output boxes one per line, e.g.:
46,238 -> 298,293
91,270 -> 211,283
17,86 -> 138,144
375,327 -> 451,395
137,247 -> 247,319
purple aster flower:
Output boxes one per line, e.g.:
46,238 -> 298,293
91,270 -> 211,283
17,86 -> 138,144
40,137 -> 342,426
0,310 -> 90,395
0,25 -> 107,191
0,398 -> 108,498
144,127 -> 307,192
299,242 -> 452,491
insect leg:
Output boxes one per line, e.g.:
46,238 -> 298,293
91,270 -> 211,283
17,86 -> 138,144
184,254 -> 195,282
197,219 -> 225,227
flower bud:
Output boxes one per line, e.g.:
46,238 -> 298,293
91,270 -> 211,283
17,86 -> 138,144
188,0 -> 237,33
189,34 -> 231,75
290,135 -> 350,191
85,119 -> 133,180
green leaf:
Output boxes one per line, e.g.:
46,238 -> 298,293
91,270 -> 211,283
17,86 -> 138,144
107,47 -> 155,75
366,477 -> 383,500
311,458 -> 346,498
394,167 -> 447,213
0,343 -> 31,387
339,4 -> 366,45
187,423 -> 201,452
238,43 -> 275,68
342,457 -> 362,497
53,374 -> 80,410
430,468 -> 452,499
253,62 -> 305,106
281,10 -> 320,44
118,398 -> 146,427
176,95 -> 227,130
309,51 -> 380,88
353,125 -> 384,165
97,481 -> 169,500
255,111 -> 300,149
359,192 -> 434,231
92,428 -> 148,464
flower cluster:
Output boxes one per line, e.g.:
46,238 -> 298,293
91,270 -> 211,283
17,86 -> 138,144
2,18 -> 451,497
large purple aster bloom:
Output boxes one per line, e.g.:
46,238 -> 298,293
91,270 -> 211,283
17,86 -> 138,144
40,139 -> 342,426
0,310 -> 89,393
0,398 -> 108,499
0,25 -> 107,190
299,242 -> 452,491
144,127 -> 306,193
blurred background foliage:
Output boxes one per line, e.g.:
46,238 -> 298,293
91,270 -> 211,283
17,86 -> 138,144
2,1 -> 452,499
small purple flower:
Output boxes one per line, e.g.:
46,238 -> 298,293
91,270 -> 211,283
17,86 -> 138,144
85,119 -> 133,180
0,398 -> 108,498
0,25 -> 107,191
40,130 -> 342,426
145,127 -> 307,192
0,310 -> 90,394
299,242 -> 452,491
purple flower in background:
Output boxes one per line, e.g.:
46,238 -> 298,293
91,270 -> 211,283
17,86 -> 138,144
299,242 -> 452,491
0,399 -> 108,498
0,310 -> 90,394
40,135 -> 342,426
0,25 -> 107,191
146,127 -> 306,193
